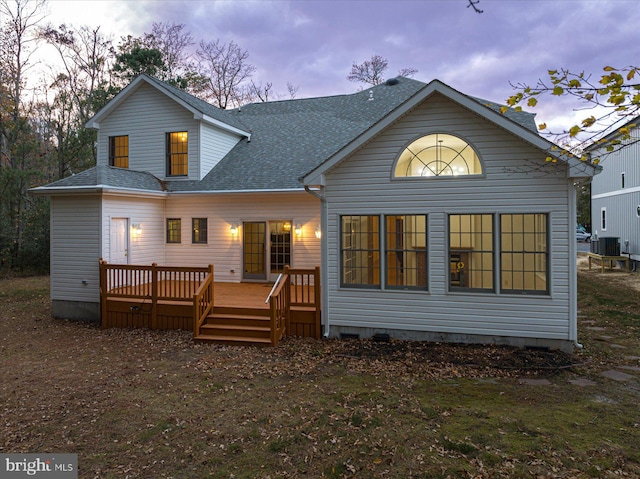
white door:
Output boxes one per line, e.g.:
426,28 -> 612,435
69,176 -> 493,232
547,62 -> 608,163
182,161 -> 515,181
110,218 -> 129,264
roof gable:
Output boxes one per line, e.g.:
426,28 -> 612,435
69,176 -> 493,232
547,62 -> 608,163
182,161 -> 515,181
302,79 -> 598,185
86,74 -> 250,138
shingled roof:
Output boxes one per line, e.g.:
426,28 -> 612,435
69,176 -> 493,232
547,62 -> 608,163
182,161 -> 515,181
40,165 -> 166,192
169,77 -> 433,192
34,76 -> 543,195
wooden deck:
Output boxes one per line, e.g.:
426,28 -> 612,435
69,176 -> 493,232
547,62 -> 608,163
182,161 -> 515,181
213,282 -> 275,308
99,261 -> 321,345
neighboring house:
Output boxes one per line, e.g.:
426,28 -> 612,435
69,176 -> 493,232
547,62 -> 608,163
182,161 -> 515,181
31,74 -> 599,352
588,116 -> 640,268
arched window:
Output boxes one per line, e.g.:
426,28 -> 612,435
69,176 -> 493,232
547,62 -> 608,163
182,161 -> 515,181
394,133 -> 482,178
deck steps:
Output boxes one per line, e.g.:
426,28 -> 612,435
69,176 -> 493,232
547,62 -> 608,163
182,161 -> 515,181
194,334 -> 272,346
195,307 -> 274,345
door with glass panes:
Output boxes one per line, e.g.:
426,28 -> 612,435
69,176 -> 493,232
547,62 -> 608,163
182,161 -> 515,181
243,221 -> 292,281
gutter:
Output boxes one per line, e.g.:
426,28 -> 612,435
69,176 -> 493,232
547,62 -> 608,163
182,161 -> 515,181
304,185 -> 330,338
29,185 -> 168,199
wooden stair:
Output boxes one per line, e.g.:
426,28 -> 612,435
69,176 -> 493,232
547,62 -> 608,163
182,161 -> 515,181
194,306 -> 273,346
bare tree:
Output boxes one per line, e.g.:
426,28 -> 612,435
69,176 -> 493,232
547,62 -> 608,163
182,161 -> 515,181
0,0 -> 48,270
347,54 -> 388,86
347,54 -> 418,87
146,22 -> 193,81
1,0 -> 46,157
247,80 -> 273,103
286,82 -> 299,100
41,24 -> 113,123
194,39 -> 256,109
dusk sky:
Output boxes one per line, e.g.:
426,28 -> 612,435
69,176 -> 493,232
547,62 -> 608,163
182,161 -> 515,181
43,0 -> 639,133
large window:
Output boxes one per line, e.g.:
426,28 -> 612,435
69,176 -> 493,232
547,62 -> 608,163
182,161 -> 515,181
449,214 -> 494,291
341,215 -> 380,288
109,135 -> 128,168
166,218 -> 181,244
385,215 -> 427,289
500,214 -> 548,294
395,133 -> 482,178
166,131 -> 188,176
192,218 -> 207,244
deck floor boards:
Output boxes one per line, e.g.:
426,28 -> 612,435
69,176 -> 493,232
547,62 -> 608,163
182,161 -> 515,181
213,282 -> 275,309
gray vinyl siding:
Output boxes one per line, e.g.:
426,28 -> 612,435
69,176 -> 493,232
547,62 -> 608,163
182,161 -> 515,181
592,193 -> 640,260
97,82 -> 200,180
590,126 -> 640,261
199,122 -> 242,179
50,196 -> 101,302
325,93 -> 573,341
163,192 -> 321,282
591,127 -> 640,196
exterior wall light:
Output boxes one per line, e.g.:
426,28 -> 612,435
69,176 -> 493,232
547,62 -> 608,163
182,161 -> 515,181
294,224 -> 302,236
131,223 -> 142,237
315,225 -> 321,239
230,224 -> 238,236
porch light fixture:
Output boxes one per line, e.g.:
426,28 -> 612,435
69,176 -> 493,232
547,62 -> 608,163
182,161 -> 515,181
131,223 -> 142,237
230,224 -> 238,235
294,224 -> 302,236
315,225 -> 321,239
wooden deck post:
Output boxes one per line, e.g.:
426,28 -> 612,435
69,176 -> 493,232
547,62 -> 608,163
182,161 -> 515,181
151,262 -> 158,329
314,266 -> 321,339
99,259 -> 108,329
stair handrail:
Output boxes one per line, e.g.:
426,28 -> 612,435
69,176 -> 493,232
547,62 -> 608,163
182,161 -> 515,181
193,265 -> 215,337
267,273 -> 289,346
265,273 -> 283,304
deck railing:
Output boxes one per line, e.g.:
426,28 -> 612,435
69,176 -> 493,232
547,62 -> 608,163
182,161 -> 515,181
267,273 -> 290,346
99,259 -> 212,329
99,260 -> 320,343
285,266 -> 321,339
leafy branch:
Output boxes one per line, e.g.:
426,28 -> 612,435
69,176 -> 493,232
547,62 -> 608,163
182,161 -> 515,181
505,66 -> 640,163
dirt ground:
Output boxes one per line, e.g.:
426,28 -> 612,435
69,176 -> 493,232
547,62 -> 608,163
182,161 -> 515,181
577,253 -> 640,291
0,258 -> 638,478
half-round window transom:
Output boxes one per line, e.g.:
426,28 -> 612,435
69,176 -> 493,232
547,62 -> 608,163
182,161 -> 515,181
394,133 -> 482,178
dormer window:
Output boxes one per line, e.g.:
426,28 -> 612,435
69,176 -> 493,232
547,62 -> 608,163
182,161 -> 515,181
109,136 -> 128,168
166,131 -> 188,176
394,133 -> 482,178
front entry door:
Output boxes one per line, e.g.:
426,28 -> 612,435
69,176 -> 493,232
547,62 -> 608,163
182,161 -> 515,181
243,221 -> 292,281
110,218 -> 129,264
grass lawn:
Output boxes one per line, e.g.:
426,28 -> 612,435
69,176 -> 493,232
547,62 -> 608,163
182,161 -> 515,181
1,259 -> 639,478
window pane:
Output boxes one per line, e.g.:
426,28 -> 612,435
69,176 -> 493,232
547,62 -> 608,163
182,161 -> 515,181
192,218 -> 207,244
449,214 -> 494,291
167,218 -> 181,244
500,214 -> 548,294
109,135 -> 128,168
341,215 -> 380,288
167,132 -> 188,176
395,134 -> 482,178
385,215 -> 427,289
